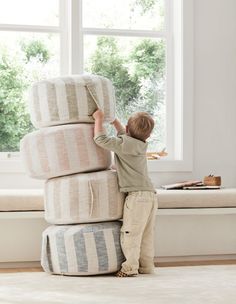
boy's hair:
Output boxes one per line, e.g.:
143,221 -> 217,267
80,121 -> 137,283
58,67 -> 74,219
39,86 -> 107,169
127,112 -> 155,142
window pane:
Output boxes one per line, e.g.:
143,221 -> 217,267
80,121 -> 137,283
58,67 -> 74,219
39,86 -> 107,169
0,0 -> 59,26
0,32 -> 60,152
83,0 -> 164,31
84,35 -> 166,151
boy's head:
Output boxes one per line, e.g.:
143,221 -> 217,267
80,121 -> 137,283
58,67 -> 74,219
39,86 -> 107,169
126,112 -> 155,142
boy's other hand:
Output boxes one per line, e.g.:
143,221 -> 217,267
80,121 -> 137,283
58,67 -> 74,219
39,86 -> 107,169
93,109 -> 104,121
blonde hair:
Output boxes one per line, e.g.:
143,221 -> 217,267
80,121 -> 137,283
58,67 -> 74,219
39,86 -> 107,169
127,112 -> 155,142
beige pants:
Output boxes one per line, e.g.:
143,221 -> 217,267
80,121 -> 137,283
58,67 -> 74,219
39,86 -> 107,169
120,191 -> 158,275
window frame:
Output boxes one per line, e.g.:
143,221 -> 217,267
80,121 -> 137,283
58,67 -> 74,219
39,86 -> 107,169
0,0 -> 193,173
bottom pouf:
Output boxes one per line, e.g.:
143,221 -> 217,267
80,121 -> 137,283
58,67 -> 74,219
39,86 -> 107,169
41,221 -> 124,276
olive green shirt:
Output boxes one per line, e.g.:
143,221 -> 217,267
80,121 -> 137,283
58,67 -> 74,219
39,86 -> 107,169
94,130 -> 155,193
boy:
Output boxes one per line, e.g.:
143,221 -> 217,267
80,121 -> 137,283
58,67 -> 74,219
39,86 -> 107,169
93,109 -> 158,277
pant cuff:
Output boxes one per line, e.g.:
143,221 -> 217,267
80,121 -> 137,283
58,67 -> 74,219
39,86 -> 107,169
139,266 -> 155,274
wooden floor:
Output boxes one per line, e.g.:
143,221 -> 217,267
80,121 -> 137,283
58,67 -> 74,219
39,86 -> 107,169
0,267 -> 43,273
1,260 -> 236,273
155,259 -> 236,267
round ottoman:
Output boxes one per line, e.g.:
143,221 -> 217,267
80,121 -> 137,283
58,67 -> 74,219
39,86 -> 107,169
45,170 -> 124,224
41,221 -> 124,276
20,124 -> 111,179
29,74 -> 116,128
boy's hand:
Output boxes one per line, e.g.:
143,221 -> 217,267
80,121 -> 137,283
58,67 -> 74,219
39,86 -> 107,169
93,109 -> 104,121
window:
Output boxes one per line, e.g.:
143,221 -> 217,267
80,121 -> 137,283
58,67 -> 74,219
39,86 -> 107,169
0,0 -> 61,154
82,0 -> 166,153
0,0 -> 193,173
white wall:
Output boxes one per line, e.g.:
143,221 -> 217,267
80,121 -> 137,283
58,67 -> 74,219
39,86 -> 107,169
0,0 -> 236,189
152,0 -> 236,188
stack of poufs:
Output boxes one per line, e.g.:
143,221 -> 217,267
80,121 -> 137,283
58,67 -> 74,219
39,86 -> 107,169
20,74 -> 125,275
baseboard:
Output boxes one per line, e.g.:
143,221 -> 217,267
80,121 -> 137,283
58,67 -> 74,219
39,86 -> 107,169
154,254 -> 236,267
0,261 -> 42,269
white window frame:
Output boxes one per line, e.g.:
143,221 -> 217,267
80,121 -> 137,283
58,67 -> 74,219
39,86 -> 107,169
0,0 -> 193,173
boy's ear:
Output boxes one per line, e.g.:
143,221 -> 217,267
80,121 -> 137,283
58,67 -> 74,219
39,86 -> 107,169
125,125 -> 129,134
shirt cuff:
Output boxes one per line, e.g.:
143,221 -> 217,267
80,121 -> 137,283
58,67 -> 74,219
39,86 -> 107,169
93,131 -> 107,141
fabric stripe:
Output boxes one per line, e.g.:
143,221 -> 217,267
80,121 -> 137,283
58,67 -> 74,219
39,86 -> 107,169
46,82 -> 59,121
37,134 -> 50,174
37,82 -> 51,122
75,127 -> 90,169
44,180 -> 56,221
69,177 -> 80,220
44,131 -> 60,173
103,229 -> 117,269
64,78 -> 79,119
53,178 -> 61,220
78,178 -> 90,220
55,228 -> 68,273
84,232 -> 99,273
74,232 -> 88,272
63,127 -> 81,170
86,126 -> 99,167
112,225 -> 125,267
59,177 -> 70,221
30,135 -> 43,177
53,78 -> 70,121
99,173 -> 109,219
47,227 -> 61,273
31,86 -> 41,123
94,231 -> 108,272
83,75 -> 98,114
108,172 -> 119,218
73,76 -> 88,118
64,226 -> 80,273
55,130 -> 70,172
96,77 -> 105,109
89,177 -> 99,219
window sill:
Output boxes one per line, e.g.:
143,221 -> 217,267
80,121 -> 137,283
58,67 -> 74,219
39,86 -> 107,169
0,160 -> 25,173
0,158 -> 193,174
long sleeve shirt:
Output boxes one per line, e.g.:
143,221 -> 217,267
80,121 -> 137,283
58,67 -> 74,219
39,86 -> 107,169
94,130 -> 155,193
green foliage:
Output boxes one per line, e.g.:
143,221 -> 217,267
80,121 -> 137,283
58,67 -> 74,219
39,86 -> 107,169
130,39 -> 165,79
134,0 -> 156,14
21,40 -> 50,63
88,36 -> 165,117
0,52 -> 33,151
88,36 -> 141,120
87,36 -> 166,149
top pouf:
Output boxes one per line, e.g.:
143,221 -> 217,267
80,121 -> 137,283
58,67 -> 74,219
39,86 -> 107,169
29,74 -> 116,128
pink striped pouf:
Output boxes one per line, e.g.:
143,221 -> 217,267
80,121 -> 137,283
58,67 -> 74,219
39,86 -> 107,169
20,124 -> 111,179
44,170 -> 125,224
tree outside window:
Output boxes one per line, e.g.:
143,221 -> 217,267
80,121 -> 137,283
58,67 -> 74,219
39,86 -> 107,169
0,0 -> 166,152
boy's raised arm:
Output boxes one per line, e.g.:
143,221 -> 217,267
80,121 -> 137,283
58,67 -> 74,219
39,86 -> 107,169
111,118 -> 126,135
92,110 -> 123,153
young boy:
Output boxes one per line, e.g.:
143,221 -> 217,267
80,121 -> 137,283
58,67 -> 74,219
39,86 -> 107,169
93,109 -> 158,277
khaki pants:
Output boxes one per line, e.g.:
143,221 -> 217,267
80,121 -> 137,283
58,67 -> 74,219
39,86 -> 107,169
120,191 -> 158,275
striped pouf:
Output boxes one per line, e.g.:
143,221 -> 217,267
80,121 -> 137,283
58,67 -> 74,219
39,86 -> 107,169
20,124 -> 111,179
41,221 -> 125,276
45,170 -> 125,224
29,74 -> 116,128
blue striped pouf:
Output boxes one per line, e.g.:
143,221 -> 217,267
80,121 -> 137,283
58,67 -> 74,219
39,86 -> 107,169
41,221 -> 124,276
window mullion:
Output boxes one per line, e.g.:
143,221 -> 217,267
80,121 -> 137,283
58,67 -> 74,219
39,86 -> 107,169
83,28 -> 166,38
70,0 -> 83,74
165,0 -> 175,159
0,24 -> 60,33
